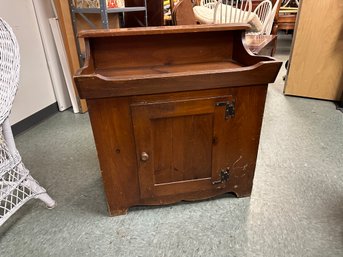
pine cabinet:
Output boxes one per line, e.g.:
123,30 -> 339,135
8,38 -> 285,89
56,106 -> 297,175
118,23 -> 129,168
75,24 -> 282,215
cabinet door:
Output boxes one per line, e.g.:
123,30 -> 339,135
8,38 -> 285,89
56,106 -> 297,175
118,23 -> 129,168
131,94 -> 239,199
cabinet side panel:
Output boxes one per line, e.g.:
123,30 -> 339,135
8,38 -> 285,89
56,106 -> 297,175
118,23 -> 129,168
212,85 -> 267,196
87,98 -> 140,215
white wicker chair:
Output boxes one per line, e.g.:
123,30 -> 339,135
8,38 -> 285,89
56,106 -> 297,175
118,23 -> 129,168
0,18 -> 55,226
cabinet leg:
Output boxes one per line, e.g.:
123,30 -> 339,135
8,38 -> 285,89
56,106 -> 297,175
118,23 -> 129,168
231,184 -> 253,198
233,190 -> 251,198
108,206 -> 129,216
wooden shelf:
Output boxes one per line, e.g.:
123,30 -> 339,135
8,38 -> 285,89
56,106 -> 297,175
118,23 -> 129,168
76,25 -> 282,99
95,60 -> 243,79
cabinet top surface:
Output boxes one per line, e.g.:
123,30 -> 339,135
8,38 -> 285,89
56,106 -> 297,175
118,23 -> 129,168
78,24 -> 251,38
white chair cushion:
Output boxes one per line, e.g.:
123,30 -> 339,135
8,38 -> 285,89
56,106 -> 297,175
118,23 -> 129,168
193,4 -> 263,32
193,5 -> 215,24
248,13 -> 264,32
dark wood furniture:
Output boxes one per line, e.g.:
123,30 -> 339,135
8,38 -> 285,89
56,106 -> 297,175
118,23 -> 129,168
277,13 -> 297,31
74,24 -> 282,215
275,1 -> 298,33
124,0 -> 164,26
172,0 -> 197,26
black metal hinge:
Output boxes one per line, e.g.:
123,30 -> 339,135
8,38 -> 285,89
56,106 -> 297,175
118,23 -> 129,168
215,100 -> 235,119
212,168 -> 230,185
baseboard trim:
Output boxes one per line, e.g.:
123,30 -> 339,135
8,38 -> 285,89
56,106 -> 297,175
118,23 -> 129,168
12,103 -> 59,137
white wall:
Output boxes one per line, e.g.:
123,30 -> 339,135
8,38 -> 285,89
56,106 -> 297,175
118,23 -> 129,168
1,0 -> 57,124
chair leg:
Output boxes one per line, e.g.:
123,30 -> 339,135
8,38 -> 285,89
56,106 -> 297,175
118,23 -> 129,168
23,175 -> 56,209
35,193 -> 56,209
2,119 -> 56,210
0,165 -> 56,226
2,118 -> 17,156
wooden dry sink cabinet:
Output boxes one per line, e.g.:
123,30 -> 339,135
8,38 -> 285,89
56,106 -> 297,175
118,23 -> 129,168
74,24 -> 282,215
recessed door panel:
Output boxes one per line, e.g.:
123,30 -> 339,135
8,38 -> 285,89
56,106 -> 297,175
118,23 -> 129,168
152,114 -> 213,184
131,94 -> 234,198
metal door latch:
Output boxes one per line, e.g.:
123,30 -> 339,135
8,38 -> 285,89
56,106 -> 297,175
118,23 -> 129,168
215,100 -> 235,119
212,168 -> 230,184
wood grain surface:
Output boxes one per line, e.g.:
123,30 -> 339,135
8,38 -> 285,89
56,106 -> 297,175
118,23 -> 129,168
285,0 -> 343,100
75,25 -> 281,215
77,24 -> 250,37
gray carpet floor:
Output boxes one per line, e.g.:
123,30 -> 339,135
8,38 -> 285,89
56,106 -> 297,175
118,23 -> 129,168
0,34 -> 342,257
